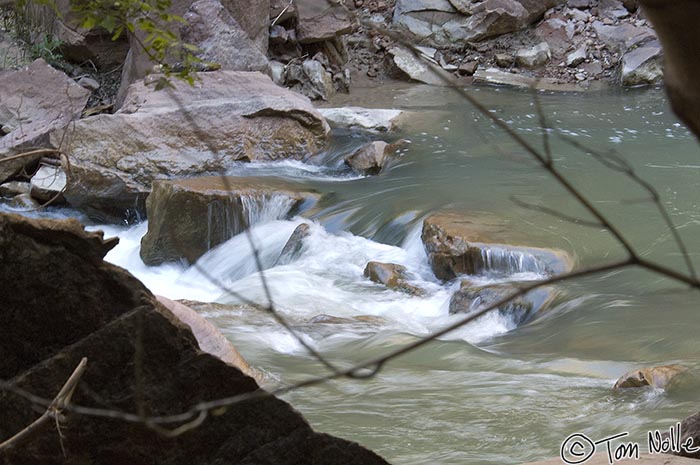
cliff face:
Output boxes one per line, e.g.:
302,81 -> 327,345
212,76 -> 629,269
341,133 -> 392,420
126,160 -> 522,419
0,212 -> 390,465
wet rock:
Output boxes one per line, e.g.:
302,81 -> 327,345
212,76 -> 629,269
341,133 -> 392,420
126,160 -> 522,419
140,176 -> 320,265
29,164 -> 67,203
295,0 -> 354,44
364,261 -> 424,295
286,60 -> 336,100
0,212 -> 389,465
421,211 -> 573,280
389,46 -> 454,85
567,0 -> 592,8
566,46 -> 587,67
277,223 -> 312,265
449,281 -> 555,326
674,411 -> 700,460
614,364 -> 686,389
344,140 -> 404,175
536,17 -> 575,57
620,44 -> 663,86
516,42 -> 551,68
181,0 -> 271,74
319,107 -> 405,132
0,181 -> 31,197
0,59 -> 90,184
57,71 -> 329,221
9,193 -> 41,210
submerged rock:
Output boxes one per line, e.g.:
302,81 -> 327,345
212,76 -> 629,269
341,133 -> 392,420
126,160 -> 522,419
421,211 -> 573,280
0,212 -> 389,465
364,261 -> 424,295
140,176 -> 320,265
613,364 -> 686,389
449,281 -> 556,326
0,59 -> 90,184
58,71 -> 329,221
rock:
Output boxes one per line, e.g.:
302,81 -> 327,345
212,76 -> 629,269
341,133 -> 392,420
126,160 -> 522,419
277,223 -> 312,265
318,107 -> 405,132
495,53 -> 513,67
516,42 -> 551,68
270,0 -> 297,24
592,21 -> 656,53
116,0 -> 271,108
447,0 -> 480,14
345,141 -> 402,175
389,46 -> 454,85
566,46 -> 587,66
270,25 -> 289,45
9,193 -> 41,210
29,164 -> 67,203
458,61 -> 479,75
57,71 -> 329,221
621,0 -> 637,12
0,181 -> 31,197
473,67 -> 591,91
270,60 -> 286,85
364,261 -> 423,295
295,0 -> 354,44
76,76 -> 100,91
599,0 -> 630,19
155,295 -> 258,379
674,411 -> 700,459
536,17 -> 575,57
392,0 -> 460,46
567,0 -> 592,8
0,59 -> 90,184
614,364 -> 686,389
421,211 -> 573,280
0,212 -> 389,465
449,281 -> 556,326
140,176 -> 320,265
620,45 -> 663,86
181,0 -> 271,74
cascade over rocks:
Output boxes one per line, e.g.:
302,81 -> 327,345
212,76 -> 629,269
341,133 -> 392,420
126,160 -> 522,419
0,212 -> 389,465
140,176 -> 321,265
0,59 -> 90,184
421,211 -> 573,280
57,71 -> 329,222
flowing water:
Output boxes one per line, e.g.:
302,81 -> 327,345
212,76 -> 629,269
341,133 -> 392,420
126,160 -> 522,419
5,83 -> 700,464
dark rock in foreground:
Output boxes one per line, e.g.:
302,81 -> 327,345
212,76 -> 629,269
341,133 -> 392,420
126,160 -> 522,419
0,212 -> 389,465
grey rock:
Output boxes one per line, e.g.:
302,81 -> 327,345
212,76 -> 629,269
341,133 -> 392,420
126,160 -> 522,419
269,24 -> 289,45
298,60 -> 336,100
9,193 -> 40,210
318,107 -> 406,132
345,141 -> 393,175
516,42 -> 551,68
270,60 -> 286,85
30,164 -> 67,202
277,223 -> 312,265
389,46 -> 454,85
295,0 -> 354,44
566,46 -> 587,67
458,61 -> 479,75
536,17 -> 575,56
613,365 -> 686,389
77,76 -> 100,91
567,0 -> 592,8
0,59 -> 90,184
495,53 -> 513,67
621,45 -> 663,86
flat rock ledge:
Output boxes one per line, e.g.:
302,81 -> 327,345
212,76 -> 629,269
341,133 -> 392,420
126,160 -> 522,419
0,211 -> 389,465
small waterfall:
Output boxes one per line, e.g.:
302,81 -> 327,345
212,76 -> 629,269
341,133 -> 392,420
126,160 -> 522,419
205,193 -> 297,252
478,247 -> 550,276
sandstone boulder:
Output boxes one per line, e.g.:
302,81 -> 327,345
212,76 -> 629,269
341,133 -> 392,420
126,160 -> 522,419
364,261 -> 424,295
140,176 -> 321,265
0,212 -> 389,465
277,223 -> 312,265
421,211 -> 573,280
58,71 -> 329,221
613,364 -> 686,389
318,107 -> 406,132
516,42 -> 551,68
0,59 -> 90,184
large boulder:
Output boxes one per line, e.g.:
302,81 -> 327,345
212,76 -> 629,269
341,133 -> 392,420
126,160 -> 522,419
0,212 -> 389,465
421,211 -> 573,280
620,44 -> 663,86
0,59 -> 90,184
140,176 -> 321,265
295,0 -> 354,44
116,0 -> 270,107
57,71 -> 329,221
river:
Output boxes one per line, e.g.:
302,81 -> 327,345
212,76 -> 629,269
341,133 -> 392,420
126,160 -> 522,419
4,83 -> 700,464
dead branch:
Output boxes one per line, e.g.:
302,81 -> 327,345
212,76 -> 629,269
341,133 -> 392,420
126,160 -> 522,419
0,358 -> 87,452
